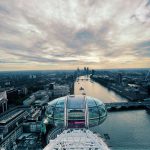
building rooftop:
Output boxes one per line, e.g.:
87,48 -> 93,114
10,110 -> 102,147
0,110 -> 24,124
0,106 -> 29,126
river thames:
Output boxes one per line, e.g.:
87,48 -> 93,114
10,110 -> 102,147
74,76 -> 150,149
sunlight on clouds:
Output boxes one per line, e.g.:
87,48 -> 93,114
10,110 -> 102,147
0,0 -> 150,70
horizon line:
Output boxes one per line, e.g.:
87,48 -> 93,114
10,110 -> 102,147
0,67 -> 150,72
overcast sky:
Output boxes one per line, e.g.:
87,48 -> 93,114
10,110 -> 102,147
0,0 -> 150,71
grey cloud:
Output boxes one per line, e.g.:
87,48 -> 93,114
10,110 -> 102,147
19,1 -> 112,55
146,0 -> 150,6
67,29 -> 94,50
0,0 -> 150,69
0,5 -> 10,14
137,41 -> 150,49
0,23 -> 20,35
7,52 -> 92,64
0,41 -> 27,52
0,59 -> 26,64
135,40 -> 150,56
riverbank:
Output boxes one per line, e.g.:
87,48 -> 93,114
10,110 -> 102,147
91,76 -> 139,101
74,76 -> 128,103
74,76 -> 150,149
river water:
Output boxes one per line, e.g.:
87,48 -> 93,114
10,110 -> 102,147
74,76 -> 128,103
74,76 -> 150,149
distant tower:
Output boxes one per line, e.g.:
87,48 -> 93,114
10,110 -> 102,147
83,67 -> 89,75
118,73 -> 122,85
87,67 -> 89,75
92,69 -> 95,76
77,67 -> 80,77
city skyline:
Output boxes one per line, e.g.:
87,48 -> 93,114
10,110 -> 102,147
0,0 -> 150,71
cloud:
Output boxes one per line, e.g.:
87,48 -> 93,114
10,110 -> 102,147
0,0 -> 150,70
135,40 -> 150,57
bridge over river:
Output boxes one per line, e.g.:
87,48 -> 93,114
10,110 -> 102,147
105,101 -> 150,111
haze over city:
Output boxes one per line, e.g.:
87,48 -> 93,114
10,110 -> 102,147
0,0 -> 150,71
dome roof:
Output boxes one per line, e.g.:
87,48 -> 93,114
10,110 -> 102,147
44,95 -> 107,128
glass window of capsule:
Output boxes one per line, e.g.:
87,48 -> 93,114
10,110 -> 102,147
44,96 -> 107,127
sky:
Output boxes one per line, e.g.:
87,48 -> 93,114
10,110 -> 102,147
0,0 -> 150,71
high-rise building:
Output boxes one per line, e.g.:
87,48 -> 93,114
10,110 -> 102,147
118,73 -> 123,85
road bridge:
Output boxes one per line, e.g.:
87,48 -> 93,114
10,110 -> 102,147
105,101 -> 150,111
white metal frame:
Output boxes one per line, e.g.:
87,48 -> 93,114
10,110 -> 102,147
44,129 -> 110,150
